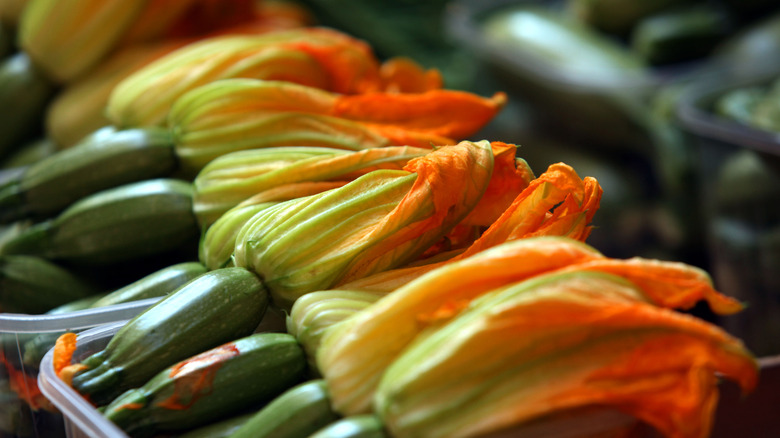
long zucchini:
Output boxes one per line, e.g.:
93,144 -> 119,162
229,379 -> 340,438
0,179 -> 200,265
0,127 -> 177,223
103,333 -> 306,437
69,267 -> 269,406
309,415 -> 387,438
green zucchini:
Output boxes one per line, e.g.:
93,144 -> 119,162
0,127 -> 177,223
229,379 -> 340,438
103,332 -> 306,437
481,6 -> 646,81
88,261 -> 207,309
177,412 -> 256,438
0,52 -> 55,161
567,0 -> 693,35
309,415 -> 386,438
631,5 -> 731,65
21,263 -> 206,368
0,255 -> 98,313
0,179 -> 200,265
70,267 -> 268,406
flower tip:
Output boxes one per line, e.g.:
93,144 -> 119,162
492,92 -> 508,108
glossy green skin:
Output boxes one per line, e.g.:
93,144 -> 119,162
71,267 -> 269,406
103,333 -> 306,437
230,379 -> 340,438
0,127 -> 177,223
89,261 -> 207,308
0,179 -> 200,265
177,412 -> 256,438
310,415 -> 387,438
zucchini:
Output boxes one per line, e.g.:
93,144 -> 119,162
0,255 -> 98,313
88,261 -> 207,308
309,415 -> 386,438
229,379 -> 340,438
103,333 -> 306,437
631,5 -> 731,65
0,179 -> 200,265
0,52 -> 55,161
70,267 -> 268,406
177,412 -> 256,438
21,263 -> 206,368
481,7 -> 646,81
0,127 -> 177,223
567,0 -> 692,35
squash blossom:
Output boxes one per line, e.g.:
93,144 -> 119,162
374,270 -> 757,438
286,289 -> 385,369
169,78 -> 506,174
199,183 -> 345,271
107,27 -> 386,128
19,0 -> 151,83
193,145 -> 429,228
339,161 -> 603,294
232,140 -> 502,310
317,237 -> 746,416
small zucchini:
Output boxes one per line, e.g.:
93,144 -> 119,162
103,333 -> 306,437
229,379 -> 340,438
70,267 -> 269,406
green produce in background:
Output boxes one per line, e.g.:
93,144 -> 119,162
567,0 -> 694,35
0,255 -> 98,314
0,53 -> 55,161
482,6 -> 647,82
0,179 -> 200,266
68,267 -> 269,406
102,333 -> 306,437
631,4 -> 731,65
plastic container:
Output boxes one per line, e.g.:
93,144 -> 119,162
444,0 -> 705,154
37,307 -> 288,438
0,299 -> 159,438
677,68 -> 780,357
37,322 -> 129,438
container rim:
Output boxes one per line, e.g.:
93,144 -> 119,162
676,68 -> 780,157
444,0 -> 705,93
38,322 -> 130,438
0,298 -> 160,333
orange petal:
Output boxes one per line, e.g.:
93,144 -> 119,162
53,332 -> 78,378
380,57 -> 443,93
331,90 -> 507,141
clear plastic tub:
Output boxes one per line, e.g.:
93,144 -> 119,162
0,299 -> 159,438
37,322 -> 128,438
676,68 -> 780,357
